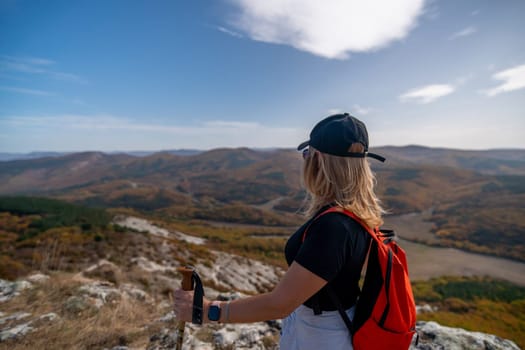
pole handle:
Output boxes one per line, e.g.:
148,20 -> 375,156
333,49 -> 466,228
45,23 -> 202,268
178,266 -> 194,291
175,266 -> 195,350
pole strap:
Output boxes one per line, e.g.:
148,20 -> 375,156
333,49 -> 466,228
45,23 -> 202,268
191,270 -> 205,324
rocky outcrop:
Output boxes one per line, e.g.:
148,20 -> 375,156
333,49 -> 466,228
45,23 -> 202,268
144,319 -> 522,350
113,215 -> 206,245
0,216 -> 521,349
412,321 -> 520,350
116,215 -> 285,295
1,274 -> 522,350
196,251 -> 284,294
77,280 -> 153,308
0,279 -> 32,303
1,273 -> 59,341
0,312 -> 58,341
147,321 -> 280,350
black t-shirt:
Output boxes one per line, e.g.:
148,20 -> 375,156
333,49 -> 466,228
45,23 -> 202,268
284,207 -> 371,311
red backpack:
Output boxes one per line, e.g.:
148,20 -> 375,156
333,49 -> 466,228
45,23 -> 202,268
302,207 -> 417,350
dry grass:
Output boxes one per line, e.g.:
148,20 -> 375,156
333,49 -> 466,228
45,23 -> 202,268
414,276 -> 525,349
0,273 -> 169,350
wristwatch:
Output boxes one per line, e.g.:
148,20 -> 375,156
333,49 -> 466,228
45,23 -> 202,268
208,301 -> 221,322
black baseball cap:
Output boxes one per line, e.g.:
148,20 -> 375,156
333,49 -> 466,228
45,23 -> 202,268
297,113 -> 385,162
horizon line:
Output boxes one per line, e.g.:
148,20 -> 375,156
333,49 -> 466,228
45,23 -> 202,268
2,144 -> 525,156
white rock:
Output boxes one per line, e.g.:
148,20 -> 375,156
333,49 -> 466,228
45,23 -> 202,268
0,279 -> 15,302
416,303 -> 438,314
157,311 -> 177,323
26,273 -> 50,284
38,313 -> 58,322
79,281 -> 121,306
63,296 -> 93,315
160,319 -> 520,350
15,280 -> 33,291
131,256 -> 176,273
0,322 -> 34,341
0,312 -> 59,342
120,283 -> 151,302
0,279 -> 32,303
84,259 -> 119,273
196,251 -> 283,294
211,323 -> 276,350
78,281 -> 152,308
113,216 -> 206,244
0,312 -> 32,325
157,300 -> 172,310
412,321 -> 520,350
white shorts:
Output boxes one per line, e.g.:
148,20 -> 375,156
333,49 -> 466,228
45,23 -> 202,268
279,304 -> 355,350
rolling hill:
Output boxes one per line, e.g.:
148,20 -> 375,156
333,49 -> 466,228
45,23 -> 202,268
1,146 -> 524,261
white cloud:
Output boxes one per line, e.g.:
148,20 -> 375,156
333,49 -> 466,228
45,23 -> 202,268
449,26 -> 477,40
0,55 -> 53,74
72,98 -> 87,105
422,2 -> 440,21
373,123 -> 525,149
0,86 -> 55,96
455,74 -> 474,86
0,55 -> 86,83
217,26 -> 243,38
352,104 -> 372,115
399,84 -> 455,104
484,64 -> 525,97
228,0 -> 425,59
327,108 -> 343,115
1,115 -> 305,151
3,115 -> 186,132
326,106 -> 373,117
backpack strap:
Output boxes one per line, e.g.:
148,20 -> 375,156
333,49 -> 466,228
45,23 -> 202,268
300,210 -> 329,315
326,284 -> 355,332
301,207 -> 388,334
311,295 -> 322,315
302,207 -> 382,242
379,248 -> 393,327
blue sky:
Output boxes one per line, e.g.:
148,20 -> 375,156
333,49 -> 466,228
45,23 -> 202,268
1,0 -> 524,153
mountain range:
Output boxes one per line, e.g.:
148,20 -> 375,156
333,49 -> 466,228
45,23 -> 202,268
1,146 -> 524,348
1,146 -> 524,261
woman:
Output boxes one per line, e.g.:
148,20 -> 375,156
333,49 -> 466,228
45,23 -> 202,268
173,113 -> 386,349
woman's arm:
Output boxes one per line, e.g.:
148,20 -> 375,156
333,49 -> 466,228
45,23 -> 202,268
173,261 -> 327,323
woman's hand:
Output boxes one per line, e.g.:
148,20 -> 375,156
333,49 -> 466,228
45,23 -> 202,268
173,289 -> 210,323
173,289 -> 194,322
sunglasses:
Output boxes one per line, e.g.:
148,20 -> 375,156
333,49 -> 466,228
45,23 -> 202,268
302,148 -> 309,159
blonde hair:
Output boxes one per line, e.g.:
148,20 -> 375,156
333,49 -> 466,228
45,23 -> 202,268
302,144 -> 384,228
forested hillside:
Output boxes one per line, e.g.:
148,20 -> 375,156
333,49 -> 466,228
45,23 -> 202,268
1,146 -> 524,262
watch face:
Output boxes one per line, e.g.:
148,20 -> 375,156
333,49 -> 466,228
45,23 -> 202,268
208,304 -> 221,321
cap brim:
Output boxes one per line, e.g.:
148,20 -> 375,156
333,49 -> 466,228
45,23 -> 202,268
297,140 -> 310,151
366,152 -> 386,162
346,152 -> 386,162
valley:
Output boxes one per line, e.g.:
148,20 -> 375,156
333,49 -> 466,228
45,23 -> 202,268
384,211 -> 525,285
1,146 -> 525,349
121,213 -> 525,286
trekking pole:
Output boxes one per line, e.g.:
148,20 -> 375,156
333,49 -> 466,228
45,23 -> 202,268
175,266 -> 195,350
